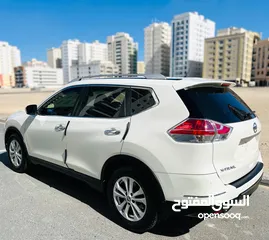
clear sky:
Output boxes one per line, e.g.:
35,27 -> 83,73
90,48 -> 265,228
1,0 -> 269,62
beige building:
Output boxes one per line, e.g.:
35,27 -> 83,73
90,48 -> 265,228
0,74 -> 15,87
71,60 -> 119,79
144,22 -> 171,76
47,48 -> 62,68
137,61 -> 145,74
107,32 -> 138,74
203,27 -> 260,85
251,39 -> 269,86
14,62 -> 64,88
0,41 -> 21,87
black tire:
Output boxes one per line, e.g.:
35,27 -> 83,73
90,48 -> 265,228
106,167 -> 160,233
7,133 -> 28,173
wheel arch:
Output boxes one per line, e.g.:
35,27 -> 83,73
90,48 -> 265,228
101,154 -> 165,202
5,127 -> 25,151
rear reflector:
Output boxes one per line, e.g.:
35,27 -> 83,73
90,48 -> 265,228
168,119 -> 232,143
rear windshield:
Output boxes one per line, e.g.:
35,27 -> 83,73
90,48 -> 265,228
177,86 -> 256,124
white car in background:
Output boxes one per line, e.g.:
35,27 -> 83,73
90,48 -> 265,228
4,75 -> 263,232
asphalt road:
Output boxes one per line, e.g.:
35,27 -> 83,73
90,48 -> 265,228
0,123 -> 269,240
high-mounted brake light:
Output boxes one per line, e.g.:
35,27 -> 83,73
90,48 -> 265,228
221,83 -> 231,87
168,119 -> 232,143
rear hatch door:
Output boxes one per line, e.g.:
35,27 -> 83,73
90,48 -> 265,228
177,83 -> 261,184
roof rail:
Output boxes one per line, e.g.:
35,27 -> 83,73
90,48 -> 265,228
76,74 -> 166,81
166,77 -> 183,80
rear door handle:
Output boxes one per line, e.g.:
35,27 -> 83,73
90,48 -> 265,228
104,128 -> 121,136
55,124 -> 66,132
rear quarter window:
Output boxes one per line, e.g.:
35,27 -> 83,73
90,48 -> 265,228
177,86 -> 255,124
131,88 -> 156,115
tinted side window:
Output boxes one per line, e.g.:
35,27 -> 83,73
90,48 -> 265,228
77,86 -> 127,118
177,87 -> 255,123
39,87 -> 81,116
131,88 -> 156,115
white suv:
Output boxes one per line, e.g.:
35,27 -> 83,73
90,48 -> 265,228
4,75 -> 264,232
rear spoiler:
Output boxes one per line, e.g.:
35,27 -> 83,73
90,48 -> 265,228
183,81 -> 236,90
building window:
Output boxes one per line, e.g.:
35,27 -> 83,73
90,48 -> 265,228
219,40 -> 224,44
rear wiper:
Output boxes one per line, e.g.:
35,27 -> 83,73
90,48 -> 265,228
228,105 -> 254,120
244,110 -> 256,119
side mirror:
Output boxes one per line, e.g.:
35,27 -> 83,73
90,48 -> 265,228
26,104 -> 38,115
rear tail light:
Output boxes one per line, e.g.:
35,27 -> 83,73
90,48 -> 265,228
168,118 -> 232,143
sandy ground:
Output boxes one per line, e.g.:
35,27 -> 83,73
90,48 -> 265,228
234,88 -> 269,174
0,87 -> 268,173
0,90 -> 53,118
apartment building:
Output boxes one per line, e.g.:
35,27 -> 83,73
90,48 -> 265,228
14,59 -> 63,88
144,22 -> 171,76
107,32 -> 138,74
251,39 -> 269,86
61,39 -> 81,83
170,12 -> 215,77
47,48 -> 62,68
78,41 -> 108,64
71,60 -> 119,79
203,27 -> 260,85
0,41 -> 21,87
24,58 -> 48,67
137,61 -> 145,74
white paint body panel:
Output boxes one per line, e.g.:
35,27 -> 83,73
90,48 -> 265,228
23,115 -> 70,167
66,117 -> 130,178
4,77 -> 263,202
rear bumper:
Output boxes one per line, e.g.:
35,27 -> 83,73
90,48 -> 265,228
230,161 -> 263,188
155,155 -> 264,203
162,176 -> 262,216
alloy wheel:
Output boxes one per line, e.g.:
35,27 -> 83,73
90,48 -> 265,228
113,176 -> 147,222
9,139 -> 23,167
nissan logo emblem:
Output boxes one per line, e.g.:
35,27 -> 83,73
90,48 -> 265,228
253,123 -> 257,133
